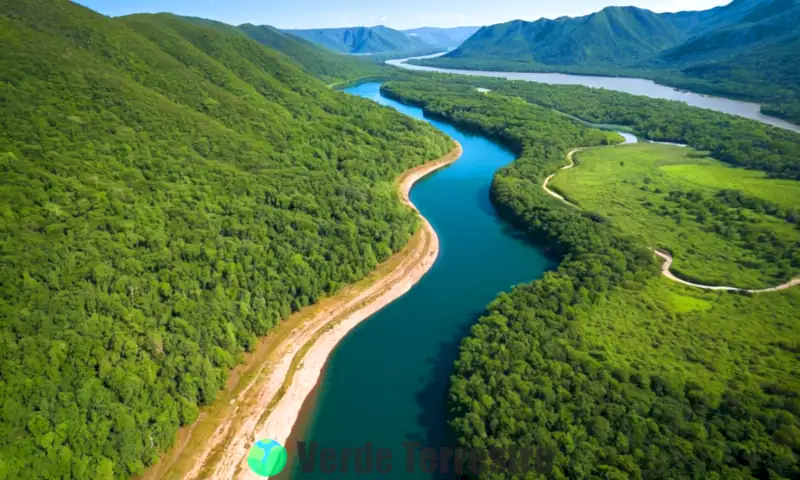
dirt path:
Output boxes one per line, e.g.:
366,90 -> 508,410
543,147 -> 800,293
541,148 -> 581,208
654,250 -> 800,292
150,143 -> 463,480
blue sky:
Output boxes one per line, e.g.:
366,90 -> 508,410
75,0 -> 731,29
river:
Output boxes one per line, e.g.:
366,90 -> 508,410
282,82 -> 553,479
386,55 -> 800,133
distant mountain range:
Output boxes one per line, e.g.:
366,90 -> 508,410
158,17 -> 385,84
444,0 -> 798,66
448,7 -> 689,65
416,0 -> 800,123
284,25 -> 431,54
282,25 -> 480,55
404,26 -> 481,49
235,23 -> 384,82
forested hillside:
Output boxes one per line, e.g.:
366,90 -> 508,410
0,1 -> 452,478
416,0 -> 800,123
147,16 -> 386,84
447,7 -> 689,65
237,23 -> 384,84
394,74 -> 800,179
382,76 -> 800,478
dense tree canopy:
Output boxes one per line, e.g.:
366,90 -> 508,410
0,1 -> 452,478
391,74 -> 800,180
382,76 -> 800,479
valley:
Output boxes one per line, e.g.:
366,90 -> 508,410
381,76 -> 800,478
389,55 -> 800,132
2,0 -> 799,479
414,0 -> 800,124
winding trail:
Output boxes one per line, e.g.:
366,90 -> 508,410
542,146 -> 800,293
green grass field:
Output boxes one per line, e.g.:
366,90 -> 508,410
550,143 -> 800,288
662,162 -> 800,211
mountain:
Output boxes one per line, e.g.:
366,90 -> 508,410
141,16 -> 385,83
0,0 -> 451,478
659,0 -> 800,121
416,0 -> 800,123
659,0 -> 800,61
679,0 -> 779,34
403,26 -> 481,48
126,16 -> 385,83
283,25 -> 434,54
236,23 -> 384,82
427,0 -> 798,69
448,6 -> 690,65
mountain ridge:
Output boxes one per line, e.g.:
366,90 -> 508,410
403,26 -> 481,48
415,0 -> 800,123
283,25 -> 434,54
449,6 -> 691,65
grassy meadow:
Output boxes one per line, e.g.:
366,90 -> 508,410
550,143 -> 800,288
661,162 -> 800,211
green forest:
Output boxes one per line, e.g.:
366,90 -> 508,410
0,1 -> 452,478
413,54 -> 800,124
381,76 -> 800,478
169,17 -> 389,85
393,74 -> 800,180
4,0 -> 800,477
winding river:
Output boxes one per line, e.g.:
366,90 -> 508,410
387,55 -> 800,133
284,59 -> 799,477
283,83 -> 554,479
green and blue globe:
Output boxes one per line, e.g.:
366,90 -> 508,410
247,439 -> 287,477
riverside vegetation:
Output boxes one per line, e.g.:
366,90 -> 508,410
382,76 -> 800,478
0,1 -> 452,478
390,74 -> 800,180
416,0 -> 800,123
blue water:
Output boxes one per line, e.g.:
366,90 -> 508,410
285,82 -> 553,479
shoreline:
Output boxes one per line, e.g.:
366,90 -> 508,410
153,143 -> 462,480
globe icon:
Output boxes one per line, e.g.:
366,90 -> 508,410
247,439 -> 288,477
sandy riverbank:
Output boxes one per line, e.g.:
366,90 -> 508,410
171,143 -> 463,480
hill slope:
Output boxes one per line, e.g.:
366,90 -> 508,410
416,0 -> 800,123
656,0 -> 800,120
659,0 -> 800,62
236,23 -> 384,82
0,1 -> 451,478
138,17 -> 387,84
284,25 -> 434,54
448,6 -> 690,66
403,26 -> 480,48
442,0 -> 787,67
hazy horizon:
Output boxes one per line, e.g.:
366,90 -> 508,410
74,0 -> 731,30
